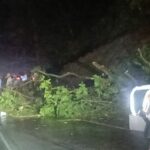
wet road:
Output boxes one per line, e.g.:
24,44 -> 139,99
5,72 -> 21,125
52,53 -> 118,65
0,117 -> 148,150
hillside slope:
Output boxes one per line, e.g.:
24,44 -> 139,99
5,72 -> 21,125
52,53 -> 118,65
61,26 -> 150,85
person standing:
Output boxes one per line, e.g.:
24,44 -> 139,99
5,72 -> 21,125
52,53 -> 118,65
0,75 -> 2,89
6,73 -> 14,88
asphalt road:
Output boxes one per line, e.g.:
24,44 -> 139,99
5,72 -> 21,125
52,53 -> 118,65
0,117 -> 148,150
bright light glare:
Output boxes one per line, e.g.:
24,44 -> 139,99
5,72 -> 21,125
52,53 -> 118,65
130,85 -> 150,116
142,90 -> 150,114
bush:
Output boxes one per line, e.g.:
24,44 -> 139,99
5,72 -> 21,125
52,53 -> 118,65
39,75 -> 119,119
0,73 -> 119,120
0,88 -> 38,116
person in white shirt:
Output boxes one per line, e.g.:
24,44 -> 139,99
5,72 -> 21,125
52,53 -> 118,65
20,74 -> 28,82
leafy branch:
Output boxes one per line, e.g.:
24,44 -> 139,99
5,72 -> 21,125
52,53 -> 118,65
137,48 -> 150,67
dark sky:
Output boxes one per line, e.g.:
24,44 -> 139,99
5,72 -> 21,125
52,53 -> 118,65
0,0 -> 147,73
0,0 -> 111,30
0,0 -> 114,59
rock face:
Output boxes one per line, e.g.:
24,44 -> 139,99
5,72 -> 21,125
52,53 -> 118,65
60,27 -> 150,85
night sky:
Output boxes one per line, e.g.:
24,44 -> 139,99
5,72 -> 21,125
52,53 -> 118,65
0,0 -> 148,73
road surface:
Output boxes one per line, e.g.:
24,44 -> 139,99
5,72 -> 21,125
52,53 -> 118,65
0,117 -> 148,150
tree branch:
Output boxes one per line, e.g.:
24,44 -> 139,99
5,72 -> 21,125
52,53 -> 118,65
92,61 -> 111,79
3,88 -> 34,100
138,48 -> 150,67
36,70 -> 91,80
124,70 -> 137,85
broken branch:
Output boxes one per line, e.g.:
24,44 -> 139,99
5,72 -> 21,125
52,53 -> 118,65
36,70 -> 91,80
138,48 -> 150,67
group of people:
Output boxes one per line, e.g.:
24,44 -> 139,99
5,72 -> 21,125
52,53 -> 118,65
0,72 -> 28,89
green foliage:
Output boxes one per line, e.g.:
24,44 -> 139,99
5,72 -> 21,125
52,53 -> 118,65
134,45 -> 150,75
0,89 -> 18,110
40,76 -> 52,91
0,73 -> 119,120
137,45 -> 150,61
39,76 -> 72,118
40,105 -> 54,117
74,82 -> 88,100
92,75 -> 118,99
39,74 -> 119,119
0,88 -> 38,116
